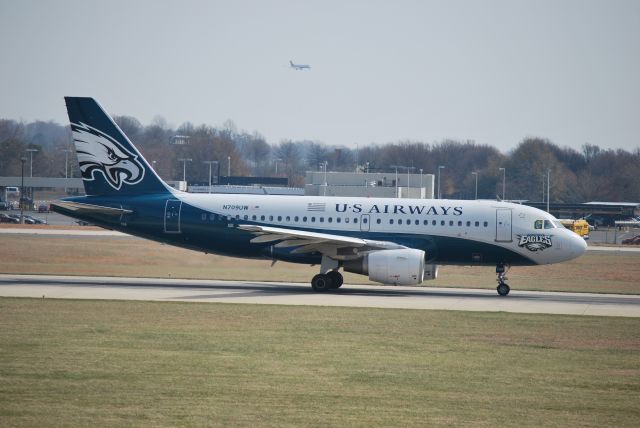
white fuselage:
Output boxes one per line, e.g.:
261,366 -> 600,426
179,193 -> 587,266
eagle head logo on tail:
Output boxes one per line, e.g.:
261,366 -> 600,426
71,122 -> 145,190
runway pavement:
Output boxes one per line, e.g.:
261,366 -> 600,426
1,274 -> 639,317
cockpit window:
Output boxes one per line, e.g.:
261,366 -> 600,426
536,219 -> 557,229
553,220 -> 565,229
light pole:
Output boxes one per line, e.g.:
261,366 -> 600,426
419,168 -> 423,198
320,161 -> 328,196
395,166 -> 398,197
546,169 -> 551,213
275,158 -> 282,176
227,156 -> 231,177
20,157 -> 26,223
62,148 -> 72,194
437,165 -> 445,199
472,171 -> 478,200
62,149 -> 72,179
406,166 -> 414,192
203,161 -> 218,193
178,158 -> 192,182
499,167 -> 506,200
26,148 -> 38,177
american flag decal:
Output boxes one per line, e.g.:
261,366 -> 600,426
307,202 -> 326,212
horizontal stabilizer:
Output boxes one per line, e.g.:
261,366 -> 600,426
51,201 -> 132,216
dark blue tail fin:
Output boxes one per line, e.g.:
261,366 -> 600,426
65,97 -> 171,196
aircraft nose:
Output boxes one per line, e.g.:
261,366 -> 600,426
568,231 -> 588,259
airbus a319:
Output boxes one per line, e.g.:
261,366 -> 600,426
52,97 -> 587,296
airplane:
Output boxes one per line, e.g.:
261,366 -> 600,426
289,60 -> 310,70
52,97 -> 587,296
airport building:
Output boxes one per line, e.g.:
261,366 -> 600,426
304,171 -> 435,199
523,201 -> 640,226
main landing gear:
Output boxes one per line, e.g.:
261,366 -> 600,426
311,271 -> 343,292
311,256 -> 344,292
496,263 -> 511,296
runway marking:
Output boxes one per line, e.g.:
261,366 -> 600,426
1,274 -> 639,317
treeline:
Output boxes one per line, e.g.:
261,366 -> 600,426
1,116 -> 639,202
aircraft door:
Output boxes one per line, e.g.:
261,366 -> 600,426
495,208 -> 512,242
360,214 -> 370,232
164,199 -> 182,233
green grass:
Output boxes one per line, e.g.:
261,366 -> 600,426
1,298 -> 639,426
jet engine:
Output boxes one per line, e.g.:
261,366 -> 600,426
343,248 -> 432,286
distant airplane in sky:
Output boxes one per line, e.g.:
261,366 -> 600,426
289,60 -> 310,70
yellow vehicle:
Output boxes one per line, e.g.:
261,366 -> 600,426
559,219 -> 590,240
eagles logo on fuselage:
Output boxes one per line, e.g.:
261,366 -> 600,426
517,234 -> 553,252
71,122 -> 144,190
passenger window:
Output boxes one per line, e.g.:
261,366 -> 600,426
399,219 -> 403,225
423,220 -> 428,225
261,215 -> 265,221
534,220 -> 543,229
389,219 -> 394,225
210,214 -> 216,221
484,221 -> 488,227
303,216 -> 307,222
269,215 -> 273,221
337,218 -> 341,223
328,217 -> 332,223
201,213 -> 207,221
277,216 -> 282,221
363,217 -> 368,224
376,218 -> 381,224
475,221 -> 479,227
319,217 -> 324,223
286,216 -> 290,221
449,220 -> 454,226
294,216 -> 299,222
244,215 -> 248,220
458,221 -> 462,226
311,217 -> 316,222
252,215 -> 257,221
415,220 -> 419,225
345,218 -> 350,223
441,220 -> 445,226
407,219 -> 411,225
466,221 -> 470,227
235,215 -> 240,220
432,220 -> 437,226
354,218 -> 358,224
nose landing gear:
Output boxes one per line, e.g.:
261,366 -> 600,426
496,263 -> 510,296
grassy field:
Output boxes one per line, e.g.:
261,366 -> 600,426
0,298 -> 639,426
1,234 -> 639,294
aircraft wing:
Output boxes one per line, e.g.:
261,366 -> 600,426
238,224 -> 404,259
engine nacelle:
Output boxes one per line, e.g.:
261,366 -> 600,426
344,248 -> 429,286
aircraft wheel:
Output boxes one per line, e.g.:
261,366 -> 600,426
497,283 -> 510,296
327,271 -> 343,289
311,274 -> 332,292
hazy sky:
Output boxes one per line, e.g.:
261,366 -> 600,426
1,0 -> 638,152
